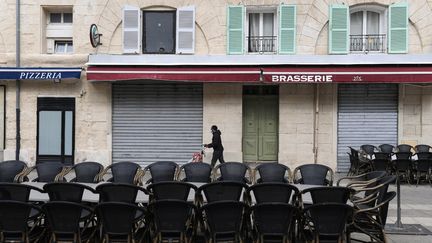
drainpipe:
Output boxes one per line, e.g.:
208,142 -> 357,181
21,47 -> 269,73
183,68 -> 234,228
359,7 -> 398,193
15,0 -> 21,160
313,84 -> 320,164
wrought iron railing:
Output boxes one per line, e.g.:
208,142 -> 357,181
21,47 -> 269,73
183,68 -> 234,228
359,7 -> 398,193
247,36 -> 277,53
350,34 -> 386,53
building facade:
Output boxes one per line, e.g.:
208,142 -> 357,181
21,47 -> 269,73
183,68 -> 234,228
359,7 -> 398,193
1,0 -> 432,171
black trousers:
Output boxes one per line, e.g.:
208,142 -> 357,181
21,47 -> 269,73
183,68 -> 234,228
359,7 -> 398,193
211,150 -> 225,168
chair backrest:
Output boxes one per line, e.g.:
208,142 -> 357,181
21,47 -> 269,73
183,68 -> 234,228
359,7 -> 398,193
371,159 -> 389,172
293,164 -> 333,186
397,144 -> 413,153
95,202 -> 145,236
35,162 -> 65,182
360,144 -> 377,155
251,203 -> 297,236
214,162 -> 250,183
373,152 -> 391,160
304,203 -> 353,242
178,162 -> 212,183
416,152 -> 432,160
150,199 -> 195,235
0,160 -> 27,182
108,162 -> 141,184
96,183 -> 147,203
201,201 -> 247,238
43,182 -> 95,203
42,201 -> 93,236
394,151 -> 412,160
147,181 -> 197,201
348,147 -> 359,158
71,162 -> 104,183
0,183 -> 43,201
302,187 -> 353,204
415,144 -> 431,153
378,144 -> 395,153
254,163 -> 290,183
198,181 -> 247,203
145,161 -> 178,184
247,183 -> 299,204
378,191 -> 397,226
415,153 -> 432,172
0,200 -> 39,235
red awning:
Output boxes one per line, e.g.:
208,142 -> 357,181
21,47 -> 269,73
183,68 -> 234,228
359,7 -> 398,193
87,65 -> 432,83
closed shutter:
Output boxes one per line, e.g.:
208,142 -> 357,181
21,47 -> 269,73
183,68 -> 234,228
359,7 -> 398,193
112,84 -> 203,167
227,5 -> 244,54
278,5 -> 296,54
176,6 -> 195,54
122,5 -> 141,54
388,2 -> 408,54
337,84 -> 398,172
329,4 -> 349,54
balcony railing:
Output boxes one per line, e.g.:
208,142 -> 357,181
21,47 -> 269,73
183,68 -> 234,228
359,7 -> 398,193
248,36 -> 277,53
350,34 -> 386,53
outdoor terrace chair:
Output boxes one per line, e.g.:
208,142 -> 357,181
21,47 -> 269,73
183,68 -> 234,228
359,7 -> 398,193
196,181 -> 248,206
199,201 -> 248,243
100,161 -> 142,185
0,200 -> 45,243
337,171 -> 387,188
0,160 -> 27,182
96,183 -> 148,203
360,144 -> 379,159
62,161 -> 104,183
412,152 -> 432,185
378,144 -> 395,154
293,164 -> 334,186
347,147 -> 370,176
246,182 -> 299,205
0,182 -> 44,202
176,162 -> 212,183
300,186 -> 354,206
302,203 -> 353,243
43,182 -> 96,203
95,202 -> 147,243
251,202 -> 297,243
370,158 -> 390,173
396,144 -> 414,153
147,181 -> 197,202
392,153 -> 413,184
415,144 -> 432,153
148,199 -> 197,243
20,162 -> 66,182
213,162 -> 253,184
252,163 -> 291,184
42,201 -> 96,243
143,161 -> 179,184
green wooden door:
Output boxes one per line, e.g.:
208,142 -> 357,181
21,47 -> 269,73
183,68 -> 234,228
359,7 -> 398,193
243,97 -> 278,161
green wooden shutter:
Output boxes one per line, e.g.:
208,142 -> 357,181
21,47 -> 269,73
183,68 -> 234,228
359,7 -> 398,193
388,2 -> 408,53
227,5 -> 244,54
328,4 -> 349,54
279,5 -> 296,54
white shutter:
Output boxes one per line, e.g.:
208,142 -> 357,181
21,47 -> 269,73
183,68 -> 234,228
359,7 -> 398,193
176,6 -> 195,54
122,5 -> 141,54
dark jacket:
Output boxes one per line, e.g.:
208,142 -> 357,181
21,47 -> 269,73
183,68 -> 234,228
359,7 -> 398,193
207,130 -> 224,151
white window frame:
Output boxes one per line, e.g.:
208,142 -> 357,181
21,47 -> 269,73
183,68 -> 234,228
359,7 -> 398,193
45,8 -> 73,54
54,40 -> 73,54
245,6 -> 278,54
350,5 -> 387,53
49,12 -> 73,24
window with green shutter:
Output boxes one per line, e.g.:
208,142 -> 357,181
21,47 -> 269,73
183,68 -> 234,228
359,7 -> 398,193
227,6 -> 244,54
329,4 -> 349,54
278,5 -> 296,54
388,2 -> 408,53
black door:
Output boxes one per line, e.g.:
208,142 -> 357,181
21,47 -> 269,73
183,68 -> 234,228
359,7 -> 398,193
37,97 -> 75,165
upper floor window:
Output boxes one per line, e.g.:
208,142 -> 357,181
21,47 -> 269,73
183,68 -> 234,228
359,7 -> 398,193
329,3 -> 408,54
143,11 -> 176,54
44,9 -> 73,54
350,6 -> 386,53
122,5 -> 195,55
227,5 -> 296,55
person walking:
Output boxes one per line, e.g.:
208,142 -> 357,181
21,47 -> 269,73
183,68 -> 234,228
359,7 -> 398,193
204,125 -> 225,168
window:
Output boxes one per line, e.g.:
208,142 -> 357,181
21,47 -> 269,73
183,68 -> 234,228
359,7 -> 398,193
247,11 -> 276,53
143,11 -> 176,54
44,8 -> 73,54
349,6 -> 386,53
122,5 -> 195,54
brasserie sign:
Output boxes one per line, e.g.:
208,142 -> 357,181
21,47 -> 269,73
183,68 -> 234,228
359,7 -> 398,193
271,74 -> 333,83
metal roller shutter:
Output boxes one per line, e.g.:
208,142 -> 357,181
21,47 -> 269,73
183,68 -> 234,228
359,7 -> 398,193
112,83 -> 203,167
337,84 -> 398,172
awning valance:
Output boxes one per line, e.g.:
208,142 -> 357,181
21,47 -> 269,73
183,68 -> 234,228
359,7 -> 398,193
87,65 -> 432,83
0,67 -> 82,80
